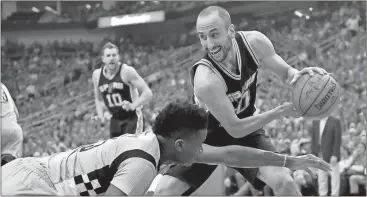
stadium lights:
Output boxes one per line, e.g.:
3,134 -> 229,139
45,6 -> 59,14
32,7 -> 40,13
309,7 -> 313,11
305,15 -> 310,20
85,4 -> 91,9
294,10 -> 303,17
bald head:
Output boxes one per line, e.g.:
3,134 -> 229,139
197,6 -> 231,28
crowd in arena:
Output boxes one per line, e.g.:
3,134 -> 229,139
2,1 -> 365,196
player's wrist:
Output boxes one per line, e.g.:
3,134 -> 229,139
287,67 -> 299,84
273,105 -> 287,118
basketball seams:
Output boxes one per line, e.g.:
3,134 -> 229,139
303,76 -> 331,116
296,75 -> 312,114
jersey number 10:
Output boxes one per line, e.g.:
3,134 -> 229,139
106,93 -> 124,107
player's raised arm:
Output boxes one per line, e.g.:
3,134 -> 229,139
246,31 -> 327,85
92,69 -> 107,122
121,65 -> 153,110
197,144 -> 331,172
194,66 -> 299,138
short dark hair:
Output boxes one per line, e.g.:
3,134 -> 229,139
101,42 -> 119,56
153,100 -> 208,138
197,6 -> 231,28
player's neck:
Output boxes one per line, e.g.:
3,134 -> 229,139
222,43 -> 237,70
104,65 -> 120,77
156,135 -> 176,165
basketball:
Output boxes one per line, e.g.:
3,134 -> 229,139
292,73 -> 340,119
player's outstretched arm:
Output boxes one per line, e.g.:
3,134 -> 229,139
122,65 -> 153,110
197,144 -> 331,172
246,31 -> 327,85
194,66 -> 299,138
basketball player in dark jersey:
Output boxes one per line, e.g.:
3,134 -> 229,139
92,42 -> 153,138
152,6 -> 329,196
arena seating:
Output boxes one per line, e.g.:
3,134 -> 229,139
2,1 -> 365,196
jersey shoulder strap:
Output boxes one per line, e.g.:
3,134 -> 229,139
236,31 -> 260,66
190,58 -> 228,92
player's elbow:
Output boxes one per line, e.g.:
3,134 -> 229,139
222,122 -> 245,139
220,116 -> 249,138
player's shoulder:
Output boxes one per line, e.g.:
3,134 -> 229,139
121,63 -> 138,78
237,30 -> 269,45
92,68 -> 102,80
193,65 -> 223,95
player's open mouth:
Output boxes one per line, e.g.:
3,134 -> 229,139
210,47 -> 221,55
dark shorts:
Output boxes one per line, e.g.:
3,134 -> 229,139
109,113 -> 143,138
165,128 -> 278,195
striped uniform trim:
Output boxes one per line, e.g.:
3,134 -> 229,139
238,31 -> 260,66
193,59 -> 228,92
208,39 -> 242,80
73,149 -> 156,196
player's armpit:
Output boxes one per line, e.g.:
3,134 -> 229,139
247,31 -> 298,84
121,65 -> 153,109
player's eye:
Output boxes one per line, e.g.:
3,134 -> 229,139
211,32 -> 219,38
199,35 -> 206,40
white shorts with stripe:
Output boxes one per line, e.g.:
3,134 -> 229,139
1,157 -> 59,195
1,120 -> 23,158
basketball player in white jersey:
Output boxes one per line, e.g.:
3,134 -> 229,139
92,42 -> 152,137
153,6 -> 329,196
2,100 -> 331,196
1,83 -> 23,166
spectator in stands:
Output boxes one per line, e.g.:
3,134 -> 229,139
310,115 -> 342,196
347,142 -> 366,196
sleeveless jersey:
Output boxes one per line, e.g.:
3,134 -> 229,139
98,64 -> 136,120
1,83 -> 18,121
41,131 -> 161,195
190,31 -> 259,134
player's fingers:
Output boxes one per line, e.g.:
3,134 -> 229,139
307,68 -> 314,76
305,167 -> 317,179
313,67 -> 327,75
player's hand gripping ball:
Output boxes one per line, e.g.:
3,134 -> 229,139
292,72 -> 340,119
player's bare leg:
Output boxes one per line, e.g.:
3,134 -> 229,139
258,166 -> 302,196
153,175 -> 191,195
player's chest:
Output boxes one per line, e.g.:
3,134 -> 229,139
98,81 -> 126,94
225,70 -> 258,102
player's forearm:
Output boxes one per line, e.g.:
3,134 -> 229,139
95,99 -> 105,119
131,88 -> 153,109
221,145 -> 289,168
227,107 -> 282,138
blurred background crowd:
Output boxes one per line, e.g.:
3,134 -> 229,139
1,1 -> 366,196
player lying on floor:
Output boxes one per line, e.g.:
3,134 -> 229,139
2,101 -> 330,196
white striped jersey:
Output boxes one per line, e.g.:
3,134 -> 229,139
1,83 -> 18,121
41,130 -> 161,196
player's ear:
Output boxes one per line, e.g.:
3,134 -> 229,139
174,139 -> 184,152
228,24 -> 235,39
